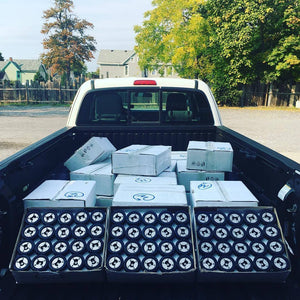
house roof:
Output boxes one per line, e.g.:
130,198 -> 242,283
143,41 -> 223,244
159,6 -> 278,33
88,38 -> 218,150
97,50 -> 135,65
0,59 -> 42,72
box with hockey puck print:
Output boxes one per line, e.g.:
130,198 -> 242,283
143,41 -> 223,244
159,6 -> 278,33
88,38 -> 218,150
105,206 -> 196,282
9,207 -> 108,284
194,207 -> 291,282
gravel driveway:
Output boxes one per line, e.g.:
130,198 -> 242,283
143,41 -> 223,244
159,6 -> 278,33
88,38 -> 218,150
0,106 -> 299,163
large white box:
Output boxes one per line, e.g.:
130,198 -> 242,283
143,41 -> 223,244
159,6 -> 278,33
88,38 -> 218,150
114,173 -> 177,194
64,137 -> 116,171
187,141 -> 233,171
190,181 -> 258,207
112,184 -> 187,206
177,160 -> 224,192
112,144 -> 171,176
23,180 -> 96,208
70,160 -> 115,196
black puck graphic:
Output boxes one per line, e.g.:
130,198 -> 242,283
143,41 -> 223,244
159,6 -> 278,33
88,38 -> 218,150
159,241 -> 175,255
247,227 -> 263,240
237,257 -> 253,272
176,240 -> 192,254
31,256 -> 48,271
70,240 -> 86,254
107,255 -> 123,271
86,254 -> 102,269
143,257 -> 159,272
230,227 -> 246,240
177,256 -> 193,271
143,211 -> 157,225
110,225 -> 124,239
212,212 -> 226,226
233,242 -> 249,256
89,224 -> 104,238
90,211 -> 105,223
111,211 -> 125,224
159,226 -> 174,239
175,226 -> 190,239
53,241 -> 69,255
159,211 -> 173,225
22,226 -> 37,239
75,211 -> 89,224
244,212 -> 259,225
159,257 -> 176,272
268,240 -> 284,255
175,211 -> 189,224
35,241 -> 51,255
196,213 -> 210,225
197,226 -> 213,240
216,242 -> 231,255
87,239 -> 103,253
142,241 -> 157,255
68,255 -> 84,270
39,226 -> 54,239
264,226 -> 280,239
272,256 -> 290,271
250,241 -> 266,255
201,257 -> 217,271
42,212 -> 57,225
218,257 -> 235,272
49,256 -> 66,272
142,226 -> 158,240
199,241 -> 214,255
56,226 -> 72,239
261,211 -> 275,224
125,241 -> 140,256
109,239 -> 124,254
228,212 -> 242,226
254,257 -> 271,271
25,212 -> 40,225
126,226 -> 141,240
14,256 -> 30,271
58,212 -> 73,225
124,257 -> 141,272
214,227 -> 229,240
126,211 -> 142,225
17,241 -> 34,255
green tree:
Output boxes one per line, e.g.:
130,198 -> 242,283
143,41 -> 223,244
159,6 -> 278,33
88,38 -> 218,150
0,52 -> 4,61
41,0 -> 96,82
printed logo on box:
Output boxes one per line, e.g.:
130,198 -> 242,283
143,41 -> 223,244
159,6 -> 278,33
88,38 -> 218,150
133,193 -> 155,201
64,191 -> 85,198
197,183 -> 213,190
135,178 -> 152,183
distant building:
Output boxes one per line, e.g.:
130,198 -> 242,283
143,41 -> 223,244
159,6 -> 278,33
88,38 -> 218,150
97,49 -> 178,79
0,58 -> 47,83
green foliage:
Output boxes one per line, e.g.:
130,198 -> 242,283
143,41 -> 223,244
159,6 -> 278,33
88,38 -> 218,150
34,71 -> 48,82
0,52 -> 4,61
135,0 -> 300,105
41,0 -> 96,82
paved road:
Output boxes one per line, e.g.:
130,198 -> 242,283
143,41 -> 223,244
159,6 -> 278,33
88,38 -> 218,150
0,106 -> 299,163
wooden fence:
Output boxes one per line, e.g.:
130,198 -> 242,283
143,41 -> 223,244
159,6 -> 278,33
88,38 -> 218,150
0,79 -> 84,104
0,79 -> 299,107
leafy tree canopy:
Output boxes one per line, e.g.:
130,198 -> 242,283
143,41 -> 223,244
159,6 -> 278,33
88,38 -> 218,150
41,0 -> 96,81
0,52 -> 4,61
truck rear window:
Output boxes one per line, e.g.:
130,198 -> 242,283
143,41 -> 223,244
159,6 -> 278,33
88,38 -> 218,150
76,88 -> 214,125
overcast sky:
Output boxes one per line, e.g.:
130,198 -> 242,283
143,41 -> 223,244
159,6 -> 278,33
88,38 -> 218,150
0,0 -> 153,71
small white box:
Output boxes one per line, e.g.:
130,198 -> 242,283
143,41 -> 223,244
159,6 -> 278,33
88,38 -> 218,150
23,180 -> 96,208
177,160 -> 224,192
187,141 -> 233,171
64,137 -> 116,171
112,145 -> 171,176
113,184 -> 187,206
70,161 -> 115,196
190,181 -> 258,207
114,173 -> 177,194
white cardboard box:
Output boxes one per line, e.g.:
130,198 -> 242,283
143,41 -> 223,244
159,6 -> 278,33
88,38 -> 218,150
112,184 -> 187,206
112,144 -> 171,176
64,137 -> 116,171
171,151 -> 187,160
177,160 -> 224,192
187,141 -> 233,171
23,180 -> 96,208
70,160 -> 115,196
190,181 -> 258,207
114,173 -> 177,194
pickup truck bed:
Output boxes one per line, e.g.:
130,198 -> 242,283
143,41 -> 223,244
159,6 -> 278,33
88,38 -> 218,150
0,78 -> 299,299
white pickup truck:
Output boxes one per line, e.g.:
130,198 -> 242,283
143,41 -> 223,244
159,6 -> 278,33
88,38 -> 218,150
0,78 -> 299,299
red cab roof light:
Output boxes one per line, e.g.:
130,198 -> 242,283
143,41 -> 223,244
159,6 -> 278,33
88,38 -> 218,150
134,80 -> 157,86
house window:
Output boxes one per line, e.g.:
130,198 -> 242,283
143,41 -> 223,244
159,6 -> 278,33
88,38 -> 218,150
16,71 -> 21,81
125,65 -> 129,76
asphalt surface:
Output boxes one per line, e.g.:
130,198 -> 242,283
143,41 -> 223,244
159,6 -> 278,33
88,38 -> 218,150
0,106 -> 299,163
